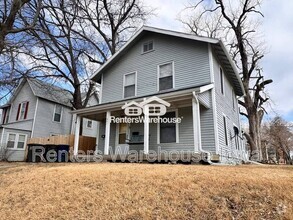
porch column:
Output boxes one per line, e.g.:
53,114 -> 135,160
73,115 -> 81,156
144,106 -> 149,154
104,111 -> 111,155
192,92 -> 202,152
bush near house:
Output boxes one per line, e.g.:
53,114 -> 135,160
0,163 -> 292,219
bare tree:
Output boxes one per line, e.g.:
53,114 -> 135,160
0,0 -> 41,104
181,0 -> 273,160
262,117 -> 293,164
74,0 -> 152,64
0,0 -> 41,54
22,0 -> 151,110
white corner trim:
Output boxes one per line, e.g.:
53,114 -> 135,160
209,45 -> 220,154
100,74 -> 103,104
31,97 -> 39,138
0,127 -> 5,144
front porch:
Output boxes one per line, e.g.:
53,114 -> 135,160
72,85 -> 216,159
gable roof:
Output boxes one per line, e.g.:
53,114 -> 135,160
1,78 -> 73,108
91,26 -> 244,96
27,78 -> 72,107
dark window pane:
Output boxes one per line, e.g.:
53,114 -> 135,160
148,42 -> 153,50
54,113 -> 61,122
160,112 -> 176,143
124,85 -> 135,98
119,134 -> 126,144
159,76 -> 173,91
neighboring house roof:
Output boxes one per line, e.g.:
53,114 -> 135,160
27,78 -> 72,107
1,78 -> 73,108
90,26 -> 245,96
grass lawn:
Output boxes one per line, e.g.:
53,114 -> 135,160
0,163 -> 292,220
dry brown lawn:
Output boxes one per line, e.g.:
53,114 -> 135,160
0,163 -> 292,220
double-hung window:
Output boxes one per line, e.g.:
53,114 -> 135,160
142,41 -> 154,53
123,72 -> 137,98
7,133 -> 27,150
16,101 -> 29,121
53,104 -> 62,122
158,62 -> 174,91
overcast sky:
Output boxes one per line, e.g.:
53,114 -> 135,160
146,0 -> 293,122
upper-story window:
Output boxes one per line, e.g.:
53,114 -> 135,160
16,101 -> 29,121
53,104 -> 63,122
142,41 -> 154,53
123,72 -> 137,98
232,89 -> 236,109
2,107 -> 10,124
158,62 -> 174,91
220,67 -> 225,95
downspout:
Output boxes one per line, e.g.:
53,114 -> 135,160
192,91 -> 212,164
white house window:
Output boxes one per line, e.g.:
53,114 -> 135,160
160,111 -> 176,143
86,120 -> 93,128
7,134 -> 16,148
142,41 -> 154,53
7,133 -> 27,150
158,62 -> 174,91
220,67 -> 224,95
16,101 -> 29,121
223,115 -> 228,146
123,72 -> 136,98
53,104 -> 62,122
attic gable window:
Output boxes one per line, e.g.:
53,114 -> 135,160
158,62 -> 174,91
142,41 -> 154,53
123,72 -> 137,98
53,104 -> 63,123
16,101 -> 29,121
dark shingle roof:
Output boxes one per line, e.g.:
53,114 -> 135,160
28,79 -> 73,107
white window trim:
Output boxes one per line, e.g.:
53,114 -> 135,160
157,61 -> 175,92
220,66 -> 225,96
6,133 -> 27,151
86,119 -> 93,129
223,113 -> 229,146
52,104 -> 63,123
157,109 -> 179,144
115,123 -> 130,146
122,71 -> 137,99
142,40 -> 155,54
18,101 -> 28,121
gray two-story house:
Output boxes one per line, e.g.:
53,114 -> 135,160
71,26 -> 248,163
0,78 -> 99,161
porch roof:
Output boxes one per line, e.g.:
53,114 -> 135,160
71,83 -> 213,117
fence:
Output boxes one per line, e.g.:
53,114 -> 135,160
27,135 -> 97,153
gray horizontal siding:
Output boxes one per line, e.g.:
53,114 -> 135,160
96,104 -> 217,154
33,98 -> 72,138
213,51 -> 243,158
102,33 -> 211,103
